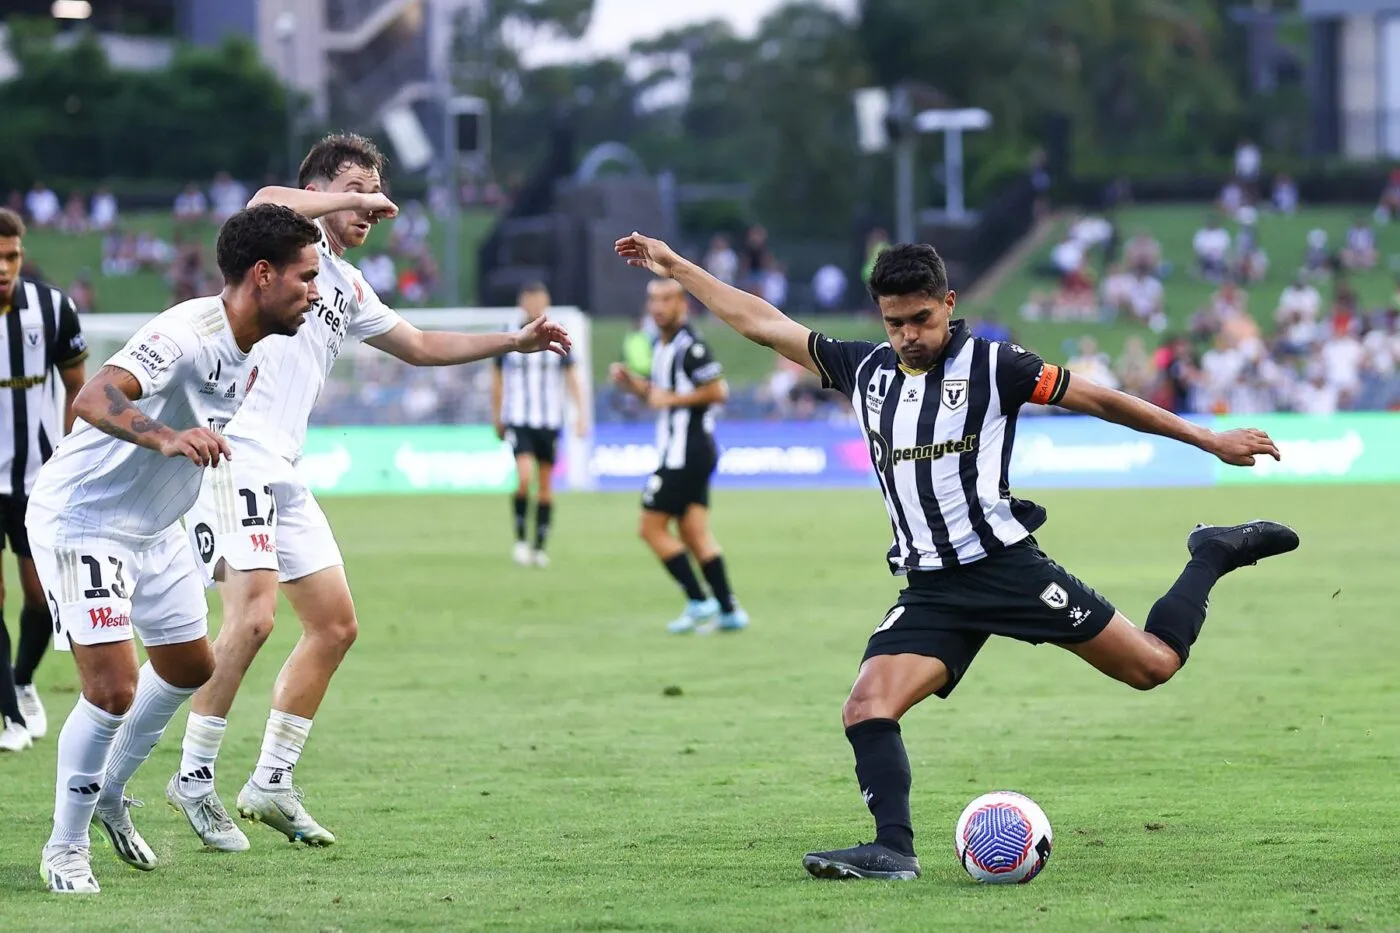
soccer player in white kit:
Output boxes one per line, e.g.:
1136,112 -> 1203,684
28,204 -> 321,893
159,134 -> 570,851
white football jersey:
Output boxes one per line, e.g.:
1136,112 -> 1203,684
29,297 -> 263,546
223,224 -> 401,461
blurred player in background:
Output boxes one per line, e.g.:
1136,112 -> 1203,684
615,231 -> 1297,882
492,282 -> 587,567
31,204 -> 319,893
610,279 -> 748,634
0,208 -> 89,753
151,134 -> 569,855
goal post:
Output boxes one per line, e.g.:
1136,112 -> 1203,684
73,306 -> 597,493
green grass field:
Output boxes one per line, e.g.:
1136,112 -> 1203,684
0,484 -> 1394,932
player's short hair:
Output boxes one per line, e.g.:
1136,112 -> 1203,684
519,281 -> 549,300
297,133 -> 388,188
0,208 -> 25,239
867,244 -> 950,301
216,204 -> 322,284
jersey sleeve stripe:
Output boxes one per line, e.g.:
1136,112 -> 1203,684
1029,364 -> 1069,406
807,331 -> 835,389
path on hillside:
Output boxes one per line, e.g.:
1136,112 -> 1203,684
964,211 -> 1062,305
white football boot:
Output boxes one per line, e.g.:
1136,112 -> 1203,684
17,685 -> 47,739
236,779 -> 335,846
511,541 -> 533,565
92,795 -> 157,871
0,717 -> 32,752
166,773 -> 250,852
41,843 -> 100,893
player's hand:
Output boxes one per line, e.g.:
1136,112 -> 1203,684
357,192 -> 400,221
1207,427 -> 1281,466
609,362 -> 632,389
615,232 -> 681,278
647,387 -> 679,409
161,428 -> 232,468
514,316 -> 572,357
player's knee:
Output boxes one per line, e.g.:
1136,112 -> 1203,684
841,692 -> 897,728
310,610 -> 358,654
87,678 -> 137,715
234,605 -> 276,649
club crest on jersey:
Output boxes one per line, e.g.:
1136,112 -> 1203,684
941,379 -> 969,410
23,325 -> 41,349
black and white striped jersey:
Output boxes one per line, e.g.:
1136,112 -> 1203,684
0,278 -> 88,496
651,324 -> 722,471
494,341 -> 573,430
808,321 -> 1070,574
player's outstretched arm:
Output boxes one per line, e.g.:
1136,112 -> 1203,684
364,317 -> 571,366
247,187 -> 398,222
74,366 -> 231,467
615,232 -> 821,378
1057,374 -> 1281,466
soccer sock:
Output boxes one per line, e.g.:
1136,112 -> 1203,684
700,555 -> 736,613
1144,545 -> 1230,666
101,663 -> 196,807
50,697 -> 124,848
0,612 -> 23,727
661,552 -> 707,602
534,501 -> 553,551
178,712 -> 227,798
252,709 -> 313,790
15,604 -> 53,686
512,495 -> 529,542
846,718 -> 916,857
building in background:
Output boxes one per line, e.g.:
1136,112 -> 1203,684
1304,0 -> 1400,158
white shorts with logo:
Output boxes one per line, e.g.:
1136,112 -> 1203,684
28,521 -> 209,651
184,436 -> 344,587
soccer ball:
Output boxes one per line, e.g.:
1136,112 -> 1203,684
954,791 -> 1053,884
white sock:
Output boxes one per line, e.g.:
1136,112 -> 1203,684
50,697 -> 125,848
251,710 -> 312,791
177,712 -> 227,797
101,662 -> 195,808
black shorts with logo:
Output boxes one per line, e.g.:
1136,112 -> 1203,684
0,494 -> 33,558
864,536 -> 1116,698
505,425 -> 560,465
642,456 -> 717,517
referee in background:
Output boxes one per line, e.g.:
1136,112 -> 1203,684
0,207 -> 89,753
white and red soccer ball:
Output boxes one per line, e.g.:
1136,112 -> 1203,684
955,791 -> 1053,884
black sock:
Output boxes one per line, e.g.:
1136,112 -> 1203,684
534,502 -> 553,550
661,552 -> 707,602
0,612 -> 24,727
700,555 -> 735,613
14,605 -> 51,686
847,718 -> 914,856
512,495 -> 529,542
1144,547 -> 1229,665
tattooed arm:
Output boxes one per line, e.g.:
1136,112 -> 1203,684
74,366 -> 231,466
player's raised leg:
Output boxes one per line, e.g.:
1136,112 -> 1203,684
1064,519 -> 1300,687
511,448 -> 534,566
677,504 -> 746,631
232,565 -> 353,846
803,651 -> 956,881
639,505 -> 717,632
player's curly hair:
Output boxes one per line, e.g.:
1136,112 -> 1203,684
297,133 -> 388,188
867,243 -> 950,302
215,204 -> 322,284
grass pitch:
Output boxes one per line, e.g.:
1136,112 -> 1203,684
0,484 -> 1394,932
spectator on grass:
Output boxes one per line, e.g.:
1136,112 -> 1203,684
1192,216 -> 1231,283
1067,336 -> 1119,389
811,263 -> 847,311
1232,212 -> 1268,284
1272,174 -> 1299,215
389,200 -> 431,255
1292,368 -> 1340,414
209,171 -> 248,224
741,225 -> 773,291
1124,230 -> 1164,277
58,191 -> 88,234
758,256 -> 788,309
1234,138 -> 1262,184
1115,335 -> 1155,398
68,273 -> 96,313
25,182 -> 60,228
1301,228 -> 1332,281
173,183 -> 208,225
1320,322 -> 1366,397
1125,266 -> 1166,332
90,187 -> 118,231
1219,180 -> 1246,220
360,252 -> 397,300
1340,218 -> 1378,270
1375,169 -> 1400,224
703,234 -> 739,286
1152,336 -> 1199,413
1277,276 -> 1322,326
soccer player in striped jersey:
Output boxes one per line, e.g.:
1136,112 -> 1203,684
29,204 -> 320,893
153,134 -> 569,854
0,208 -> 89,753
615,233 -> 1298,881
492,283 -> 587,567
610,279 -> 748,633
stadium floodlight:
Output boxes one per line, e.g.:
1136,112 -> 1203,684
913,108 -> 993,222
51,0 -> 91,19
448,95 -> 489,166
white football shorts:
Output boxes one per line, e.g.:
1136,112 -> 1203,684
28,521 -> 209,651
184,436 -> 344,587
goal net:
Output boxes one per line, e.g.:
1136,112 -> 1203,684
74,306 -> 596,494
